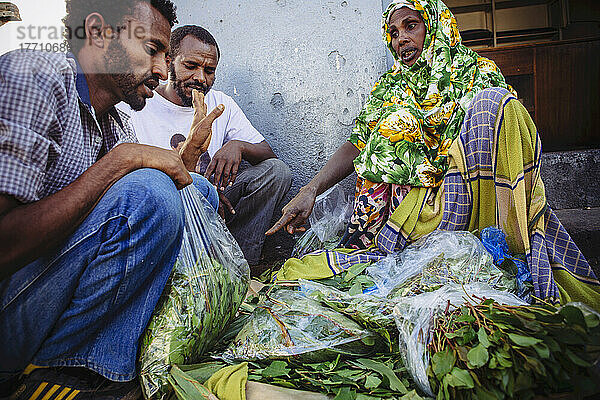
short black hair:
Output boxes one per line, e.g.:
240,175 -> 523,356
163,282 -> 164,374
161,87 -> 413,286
63,0 -> 177,54
169,25 -> 220,60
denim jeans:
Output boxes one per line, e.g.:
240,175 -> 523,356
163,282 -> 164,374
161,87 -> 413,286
0,169 -> 217,382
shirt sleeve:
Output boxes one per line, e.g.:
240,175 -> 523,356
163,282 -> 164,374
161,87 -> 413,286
222,95 -> 265,144
0,51 -> 68,203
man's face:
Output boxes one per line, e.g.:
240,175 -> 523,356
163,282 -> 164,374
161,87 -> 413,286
102,2 -> 171,111
387,7 -> 426,67
169,35 -> 218,107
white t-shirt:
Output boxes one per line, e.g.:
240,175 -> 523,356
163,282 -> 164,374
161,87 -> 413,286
117,89 -> 265,163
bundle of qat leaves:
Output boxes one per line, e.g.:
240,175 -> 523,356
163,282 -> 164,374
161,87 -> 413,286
138,185 -> 250,399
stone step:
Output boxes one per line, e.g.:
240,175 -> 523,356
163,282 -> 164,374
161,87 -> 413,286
541,149 -> 600,210
554,208 -> 600,278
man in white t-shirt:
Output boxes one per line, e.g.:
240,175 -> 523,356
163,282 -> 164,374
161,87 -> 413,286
120,25 -> 291,270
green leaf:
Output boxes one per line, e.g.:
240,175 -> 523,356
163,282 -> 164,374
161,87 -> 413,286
533,343 -> 550,359
364,374 -> 382,389
168,365 -> 218,400
445,367 -> 475,389
507,333 -> 542,347
334,386 -> 356,400
355,358 -> 408,393
475,385 -> 502,400
348,281 -> 363,296
344,262 -> 369,282
261,360 -> 291,378
432,350 -> 456,379
477,327 -> 491,348
467,344 -> 489,368
399,390 -> 426,400
560,305 -> 586,327
565,347 -> 592,367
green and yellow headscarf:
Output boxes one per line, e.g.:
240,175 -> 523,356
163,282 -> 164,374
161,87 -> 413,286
349,0 -> 513,187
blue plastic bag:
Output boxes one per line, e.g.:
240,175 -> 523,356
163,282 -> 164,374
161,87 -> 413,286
480,227 -> 532,299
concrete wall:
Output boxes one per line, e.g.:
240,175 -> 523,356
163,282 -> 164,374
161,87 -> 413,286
175,1 -> 390,258
176,0 -> 388,191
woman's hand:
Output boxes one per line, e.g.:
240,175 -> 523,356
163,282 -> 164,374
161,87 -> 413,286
266,185 -> 317,235
266,141 -> 360,236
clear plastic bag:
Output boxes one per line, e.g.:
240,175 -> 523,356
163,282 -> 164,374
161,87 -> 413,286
392,283 -> 526,396
219,289 -> 376,362
366,230 -> 517,298
138,185 -> 250,399
291,184 -> 353,258
298,279 -> 397,343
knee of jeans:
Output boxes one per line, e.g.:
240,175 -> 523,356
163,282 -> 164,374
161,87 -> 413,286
117,168 -> 185,233
263,158 -> 292,190
190,172 -> 219,210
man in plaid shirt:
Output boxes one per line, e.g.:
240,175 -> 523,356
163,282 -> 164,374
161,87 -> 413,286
0,1 -> 224,398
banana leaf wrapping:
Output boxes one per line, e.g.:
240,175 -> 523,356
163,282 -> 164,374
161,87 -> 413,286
220,289 -> 377,362
139,185 -> 250,399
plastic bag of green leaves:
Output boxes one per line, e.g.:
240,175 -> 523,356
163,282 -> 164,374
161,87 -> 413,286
220,289 -> 377,362
291,184 -> 352,258
393,283 -> 600,399
138,184 -> 250,399
367,230 -> 517,298
392,283 -> 525,397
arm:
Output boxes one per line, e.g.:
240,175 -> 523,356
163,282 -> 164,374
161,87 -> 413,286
0,143 -> 192,280
266,141 -> 359,235
205,140 -> 276,191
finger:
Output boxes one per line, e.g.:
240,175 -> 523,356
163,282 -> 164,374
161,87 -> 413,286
200,104 -> 224,128
204,158 -> 217,182
220,193 -> 235,215
228,161 -> 239,187
174,169 -> 193,190
265,212 -> 295,236
192,90 -> 206,118
218,203 -> 225,219
219,161 -> 234,190
200,132 -> 212,153
212,160 -> 226,191
286,213 -> 308,234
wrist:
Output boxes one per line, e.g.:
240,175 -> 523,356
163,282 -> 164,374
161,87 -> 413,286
301,183 -> 318,196
108,143 -> 139,172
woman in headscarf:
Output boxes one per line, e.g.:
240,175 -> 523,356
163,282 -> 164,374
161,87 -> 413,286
266,0 -> 600,309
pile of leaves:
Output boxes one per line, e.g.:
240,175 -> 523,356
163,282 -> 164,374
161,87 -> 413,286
427,299 -> 600,399
247,354 -> 423,400
220,288 -> 377,362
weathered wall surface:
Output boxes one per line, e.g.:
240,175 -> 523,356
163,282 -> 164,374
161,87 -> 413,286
175,1 -> 390,258
176,0 -> 388,190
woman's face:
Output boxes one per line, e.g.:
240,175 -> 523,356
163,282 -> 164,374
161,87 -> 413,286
387,7 -> 426,67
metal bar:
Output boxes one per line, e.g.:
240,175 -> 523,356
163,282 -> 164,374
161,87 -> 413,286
492,0 -> 498,47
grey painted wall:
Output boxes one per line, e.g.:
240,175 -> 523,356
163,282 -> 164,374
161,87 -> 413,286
176,1 -> 388,191
174,1 -> 392,258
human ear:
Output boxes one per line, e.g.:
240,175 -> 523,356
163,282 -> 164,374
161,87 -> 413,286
84,13 -> 107,49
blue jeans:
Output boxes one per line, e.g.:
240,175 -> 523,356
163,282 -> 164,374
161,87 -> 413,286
0,169 -> 218,382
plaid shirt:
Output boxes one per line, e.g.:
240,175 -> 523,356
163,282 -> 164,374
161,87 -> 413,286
0,50 -> 137,204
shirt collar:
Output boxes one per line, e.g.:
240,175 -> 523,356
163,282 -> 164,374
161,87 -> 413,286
67,52 -> 125,130
67,52 -> 92,108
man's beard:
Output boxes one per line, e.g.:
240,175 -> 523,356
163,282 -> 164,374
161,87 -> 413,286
170,62 -> 210,107
103,40 -> 154,111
